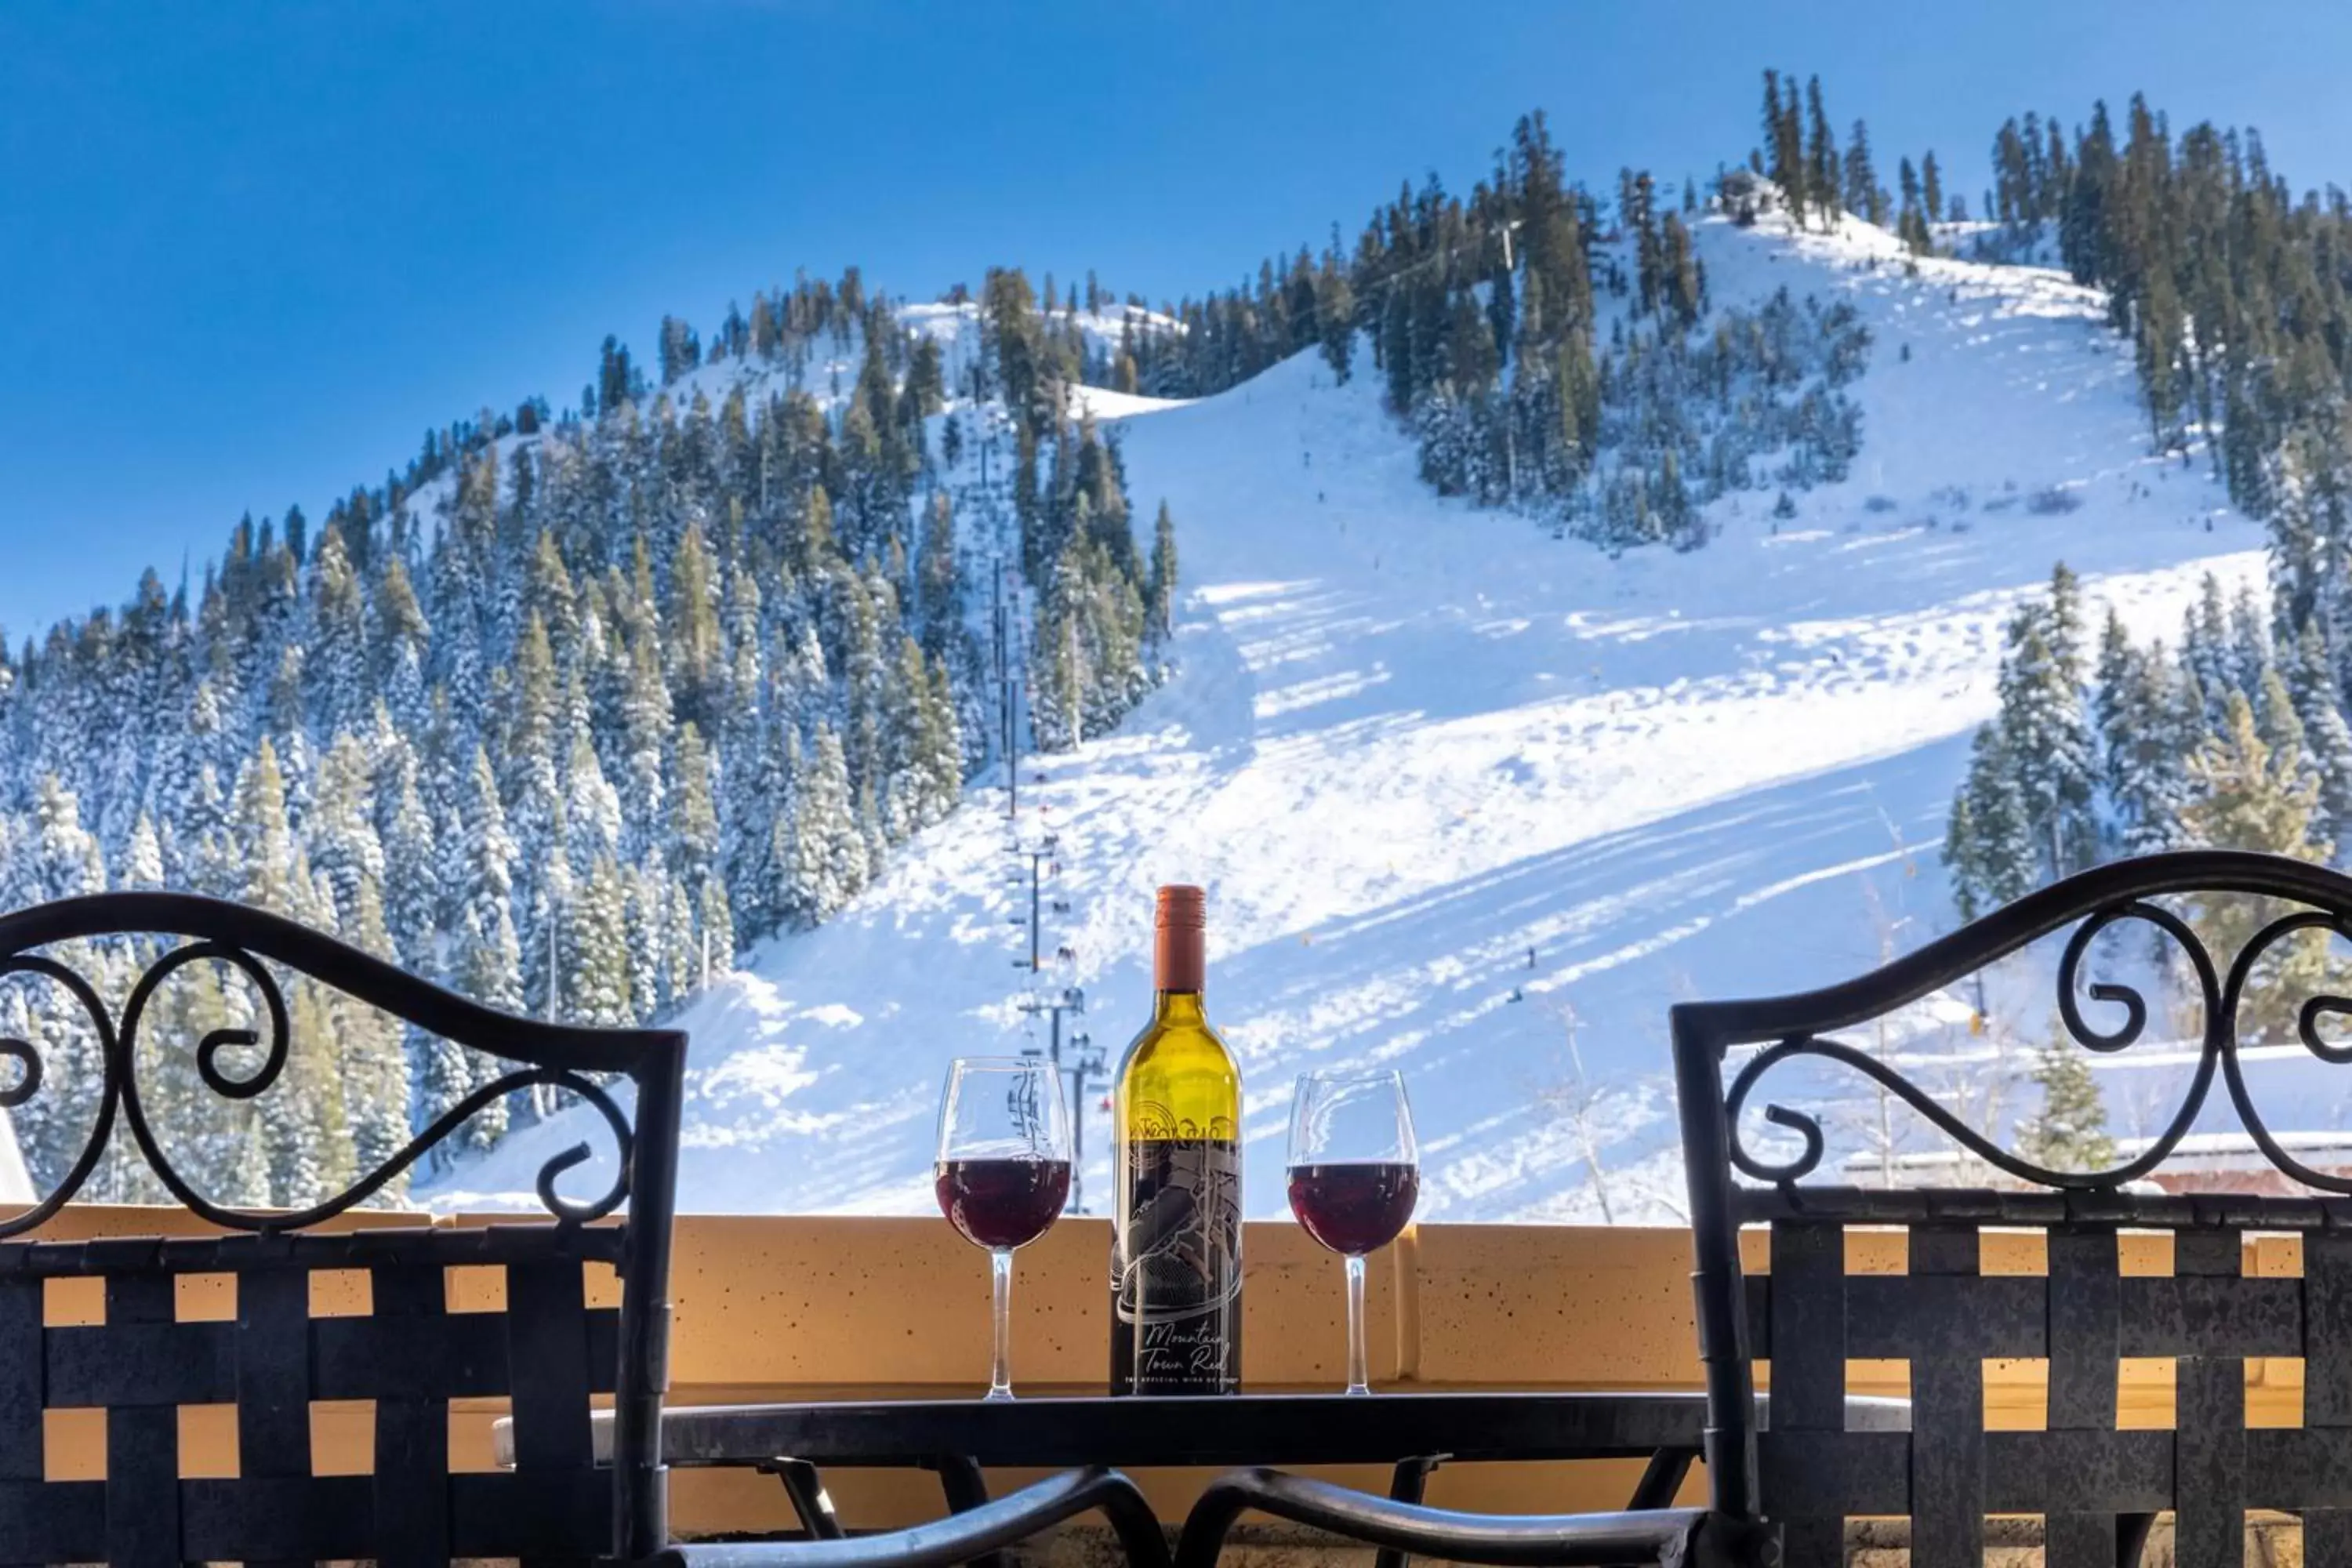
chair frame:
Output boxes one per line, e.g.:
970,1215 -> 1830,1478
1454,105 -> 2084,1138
1670,847 -> 2352,1568
0,891 -> 1167,1568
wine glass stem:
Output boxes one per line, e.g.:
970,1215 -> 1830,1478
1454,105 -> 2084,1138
1345,1251 -> 1370,1396
987,1247 -> 1015,1401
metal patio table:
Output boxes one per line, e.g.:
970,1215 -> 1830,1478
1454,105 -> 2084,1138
503,1389 -> 1907,1559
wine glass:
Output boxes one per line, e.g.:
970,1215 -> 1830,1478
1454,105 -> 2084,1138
1287,1069 -> 1420,1396
935,1057 -> 1073,1401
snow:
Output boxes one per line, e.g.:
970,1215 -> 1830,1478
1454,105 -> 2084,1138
435,210 -> 2268,1225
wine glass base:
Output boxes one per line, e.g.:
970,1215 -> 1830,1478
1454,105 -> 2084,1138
982,1387 -> 1016,1403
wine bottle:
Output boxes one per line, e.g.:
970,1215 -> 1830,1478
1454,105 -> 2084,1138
1109,884 -> 1243,1395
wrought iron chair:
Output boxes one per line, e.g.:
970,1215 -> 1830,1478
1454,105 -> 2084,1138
0,892 -> 1169,1568
1671,847 -> 2352,1568
1178,848 -> 2352,1567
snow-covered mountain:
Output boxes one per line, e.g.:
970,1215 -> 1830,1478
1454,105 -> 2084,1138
437,207 -> 2267,1223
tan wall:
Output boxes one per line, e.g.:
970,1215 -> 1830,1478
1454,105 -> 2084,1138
8,1204 -> 2302,1537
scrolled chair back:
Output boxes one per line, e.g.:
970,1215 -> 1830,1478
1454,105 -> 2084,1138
1671,849 -> 2352,1568
0,890 -> 687,1568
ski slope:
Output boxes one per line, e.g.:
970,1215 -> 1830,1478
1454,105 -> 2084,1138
439,209 -> 2267,1223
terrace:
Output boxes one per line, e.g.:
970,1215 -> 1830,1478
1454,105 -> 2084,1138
4,851 -> 2350,1568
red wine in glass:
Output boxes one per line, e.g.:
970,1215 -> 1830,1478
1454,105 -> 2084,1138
936,1058 -> 1073,1400
1287,1069 -> 1420,1394
1287,1161 -> 1420,1257
936,1157 -> 1073,1250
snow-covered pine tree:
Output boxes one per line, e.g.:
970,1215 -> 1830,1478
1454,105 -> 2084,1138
789,722 -> 864,924
232,739 -> 299,916
380,750 -> 438,969
623,866 -> 663,1024
2097,623 -> 2198,854
2288,618 -> 2352,851
450,746 -> 521,1005
337,875 -> 412,1196
1952,724 -> 2038,912
2013,1041 -> 2115,1172
1147,502 -> 1179,648
1994,598 -> 2098,880
412,918 -> 481,1165
570,856 -> 634,1026
2180,690 -> 2336,1040
2181,574 -> 2234,720
663,874 -> 697,1009
2255,662 -> 2310,778
1943,789 -> 1984,922
265,979 -> 357,1207
120,811 -> 164,891
670,723 -> 720,901
10,779 -> 109,1187
307,731 -> 384,932
307,524 -> 369,739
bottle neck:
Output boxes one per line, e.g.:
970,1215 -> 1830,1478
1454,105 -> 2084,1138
1152,989 -> 1206,1024
1154,919 -> 1203,995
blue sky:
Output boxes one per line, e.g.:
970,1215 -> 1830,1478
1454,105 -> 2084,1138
5,0 -> 2351,639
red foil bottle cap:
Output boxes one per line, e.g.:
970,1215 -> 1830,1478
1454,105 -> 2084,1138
1154,884 -> 1205,991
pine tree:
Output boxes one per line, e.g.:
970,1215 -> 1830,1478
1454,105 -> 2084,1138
1147,502 -> 1179,644
1943,788 -> 1984,921
1844,120 -> 1887,226
142,953 -> 260,1203
266,981 -> 355,1207
120,811 -> 164,891
1996,597 -> 2098,880
2288,619 -> 2352,850
916,492 -> 963,660
307,524 -> 369,737
670,721 -> 720,898
920,653 -> 964,823
338,876 -> 412,1196
570,856 -> 635,1026
380,752 -> 439,967
1804,77 -> 1841,227
699,877 -> 735,983
2182,575 -> 2235,718
10,780 -> 108,1189
2256,662 -> 2309,775
233,738 -> 298,915
789,721 -> 865,923
1958,723 -> 2038,909
1762,70 -> 1807,222
2178,689 -> 2339,1038
1316,260 -> 1356,383
2096,616 -> 2194,853
307,731 -> 385,931
451,745 -> 521,1000
2013,1041 -> 2115,1172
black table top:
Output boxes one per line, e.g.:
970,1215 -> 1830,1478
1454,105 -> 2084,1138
652,1391 -> 1911,1470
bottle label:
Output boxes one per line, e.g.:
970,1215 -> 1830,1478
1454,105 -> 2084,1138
1112,1131 -> 1241,1385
